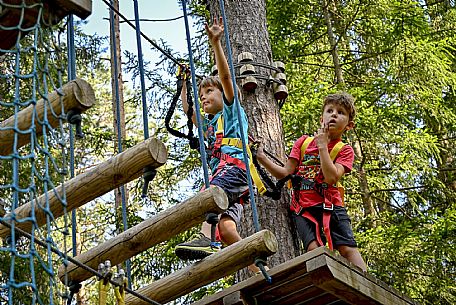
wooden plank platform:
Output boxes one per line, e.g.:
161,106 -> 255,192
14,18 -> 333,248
193,247 -> 419,305
0,0 -> 92,50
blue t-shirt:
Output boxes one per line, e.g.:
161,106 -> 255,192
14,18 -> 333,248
203,94 -> 249,174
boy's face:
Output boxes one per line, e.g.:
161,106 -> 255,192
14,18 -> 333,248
320,102 -> 354,138
199,85 -> 223,115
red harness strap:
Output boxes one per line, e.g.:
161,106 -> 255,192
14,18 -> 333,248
299,197 -> 338,251
210,127 -> 247,175
292,176 -> 341,250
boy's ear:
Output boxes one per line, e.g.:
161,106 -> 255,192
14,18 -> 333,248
345,121 -> 355,131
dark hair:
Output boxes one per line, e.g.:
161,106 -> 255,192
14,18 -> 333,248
322,92 -> 356,121
198,75 -> 242,101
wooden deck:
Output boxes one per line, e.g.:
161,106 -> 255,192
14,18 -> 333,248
0,0 -> 92,50
193,247 -> 419,305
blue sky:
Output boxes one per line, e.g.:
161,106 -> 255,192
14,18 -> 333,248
80,1 -> 196,65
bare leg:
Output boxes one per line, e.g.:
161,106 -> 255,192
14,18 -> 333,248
218,216 -> 261,274
306,240 -> 320,252
200,221 -> 212,238
337,245 -> 367,272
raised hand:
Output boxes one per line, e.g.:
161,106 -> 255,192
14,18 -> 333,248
205,16 -> 224,45
314,122 -> 330,149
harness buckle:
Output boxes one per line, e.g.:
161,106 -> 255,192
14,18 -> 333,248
296,206 -> 305,216
322,202 -> 333,211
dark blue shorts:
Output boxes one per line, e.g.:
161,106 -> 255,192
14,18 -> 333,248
210,164 -> 248,225
292,205 -> 358,250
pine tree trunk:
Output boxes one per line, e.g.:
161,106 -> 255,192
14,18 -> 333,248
109,0 -> 129,216
322,0 -> 344,84
207,0 -> 301,281
109,0 -> 130,285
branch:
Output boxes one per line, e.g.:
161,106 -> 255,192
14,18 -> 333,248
369,185 -> 426,195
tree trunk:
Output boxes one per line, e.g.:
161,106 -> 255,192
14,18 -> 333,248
109,0 -> 130,290
322,0 -> 344,84
109,0 -> 129,228
353,142 -> 376,220
207,0 -> 300,281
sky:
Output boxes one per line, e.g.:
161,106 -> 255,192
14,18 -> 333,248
80,0 -> 196,68
77,1 -> 200,199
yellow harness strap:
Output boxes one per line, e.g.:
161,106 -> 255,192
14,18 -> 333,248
299,136 -> 345,163
216,116 -> 267,195
98,280 -> 109,305
296,136 -> 346,204
114,279 -> 127,305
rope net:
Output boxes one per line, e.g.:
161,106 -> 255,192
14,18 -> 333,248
0,1 -> 70,304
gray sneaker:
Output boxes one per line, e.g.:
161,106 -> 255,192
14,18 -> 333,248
175,233 -> 221,260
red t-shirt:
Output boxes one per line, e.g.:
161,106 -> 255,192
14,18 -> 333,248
288,135 -> 354,210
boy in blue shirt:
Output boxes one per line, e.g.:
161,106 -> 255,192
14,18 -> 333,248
175,17 -> 259,274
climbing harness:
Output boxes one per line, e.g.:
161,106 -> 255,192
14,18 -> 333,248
97,261 -> 129,305
113,269 -> 128,305
209,114 -> 284,200
98,261 -> 112,305
291,136 -> 346,250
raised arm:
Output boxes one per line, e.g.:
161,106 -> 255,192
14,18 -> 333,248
205,17 -> 235,104
314,124 -> 345,185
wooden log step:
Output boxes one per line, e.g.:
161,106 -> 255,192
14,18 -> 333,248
0,78 -> 95,156
57,186 -> 229,283
0,137 -> 167,238
125,229 -> 278,305
0,0 -> 92,50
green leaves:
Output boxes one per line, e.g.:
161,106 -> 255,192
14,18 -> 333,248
267,0 -> 456,303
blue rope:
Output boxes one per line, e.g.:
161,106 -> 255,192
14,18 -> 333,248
218,0 -> 261,233
67,16 -> 81,304
181,0 -> 211,188
66,14 -> 78,260
109,0 -> 132,287
132,0 -> 149,140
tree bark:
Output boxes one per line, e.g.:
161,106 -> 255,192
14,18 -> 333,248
353,141 -> 375,220
322,0 -> 344,84
109,0 -> 130,244
207,0 -> 300,281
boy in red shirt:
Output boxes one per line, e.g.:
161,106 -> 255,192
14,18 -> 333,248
257,92 -> 367,271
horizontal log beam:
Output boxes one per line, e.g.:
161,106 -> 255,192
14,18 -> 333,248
53,0 -> 92,19
0,137 -> 167,238
0,0 -> 91,50
125,229 -> 278,305
58,186 -> 229,283
0,78 -> 95,156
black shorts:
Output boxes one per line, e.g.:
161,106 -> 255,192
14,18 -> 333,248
210,164 -> 248,225
292,205 -> 357,250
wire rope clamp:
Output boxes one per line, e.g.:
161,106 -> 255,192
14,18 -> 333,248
113,269 -> 127,293
98,260 -> 112,284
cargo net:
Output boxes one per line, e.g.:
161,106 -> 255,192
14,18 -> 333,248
0,1 -> 71,304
